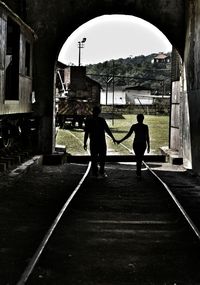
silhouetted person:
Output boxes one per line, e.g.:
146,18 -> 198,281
117,114 -> 150,178
84,106 -> 116,177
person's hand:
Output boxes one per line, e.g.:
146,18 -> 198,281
116,139 -> 122,144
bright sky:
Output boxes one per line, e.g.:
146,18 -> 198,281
58,14 -> 172,65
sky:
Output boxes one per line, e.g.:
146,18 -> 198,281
58,14 -> 172,66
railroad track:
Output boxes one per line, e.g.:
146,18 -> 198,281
16,132 -> 200,284
120,140 -> 200,241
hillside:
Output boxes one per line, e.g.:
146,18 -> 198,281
86,53 -> 171,95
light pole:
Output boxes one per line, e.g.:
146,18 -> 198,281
106,76 -> 113,105
112,60 -> 115,126
78,37 -> 86,66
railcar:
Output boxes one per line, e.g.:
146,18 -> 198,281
56,96 -> 97,128
0,1 -> 37,149
56,66 -> 101,128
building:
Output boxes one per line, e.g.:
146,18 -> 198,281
100,89 -> 126,105
152,52 -> 171,64
124,86 -> 153,105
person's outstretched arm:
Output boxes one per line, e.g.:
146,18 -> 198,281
117,125 -> 134,144
146,126 -> 150,153
104,121 -> 116,143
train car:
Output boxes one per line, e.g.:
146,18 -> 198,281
0,1 -> 37,149
56,65 -> 101,128
56,96 -> 96,128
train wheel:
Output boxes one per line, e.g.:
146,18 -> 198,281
2,137 -> 12,148
0,132 -> 13,148
0,124 -> 17,149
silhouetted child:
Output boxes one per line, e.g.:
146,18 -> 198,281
117,114 -> 150,178
84,106 -> 116,177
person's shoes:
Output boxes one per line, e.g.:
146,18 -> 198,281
99,172 -> 108,178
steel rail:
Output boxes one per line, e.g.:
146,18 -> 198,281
143,161 -> 200,241
17,130 -> 200,283
117,141 -> 200,241
16,131 -> 91,285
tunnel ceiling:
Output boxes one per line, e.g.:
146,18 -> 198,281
3,0 -> 185,59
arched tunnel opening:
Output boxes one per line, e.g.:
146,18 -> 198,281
54,15 -> 172,159
2,4 -> 200,284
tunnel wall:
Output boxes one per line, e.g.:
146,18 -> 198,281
3,0 -> 186,155
24,0 -> 184,154
184,0 -> 200,174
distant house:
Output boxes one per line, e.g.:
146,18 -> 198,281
152,52 -> 171,64
100,88 -> 126,105
124,86 -> 153,105
101,86 -> 154,106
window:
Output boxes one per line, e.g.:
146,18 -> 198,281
25,41 -> 30,76
5,17 -> 20,100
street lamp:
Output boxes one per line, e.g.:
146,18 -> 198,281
78,37 -> 86,66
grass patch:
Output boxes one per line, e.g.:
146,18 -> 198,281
56,115 -> 169,155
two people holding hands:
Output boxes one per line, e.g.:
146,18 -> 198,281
84,106 -> 150,178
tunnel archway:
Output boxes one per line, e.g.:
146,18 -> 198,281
58,14 -> 172,66
55,14 -> 172,156
6,0 -> 200,174
52,1 -> 184,62
17,0 -> 190,169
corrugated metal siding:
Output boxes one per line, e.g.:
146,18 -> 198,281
170,81 -> 181,150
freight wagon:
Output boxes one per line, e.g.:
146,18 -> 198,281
56,65 -> 101,128
56,97 -> 95,128
0,1 -> 37,149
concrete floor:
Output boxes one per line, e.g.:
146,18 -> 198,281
0,159 -> 200,284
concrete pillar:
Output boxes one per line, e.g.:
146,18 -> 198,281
184,0 -> 200,174
32,42 -> 56,154
181,66 -> 192,169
